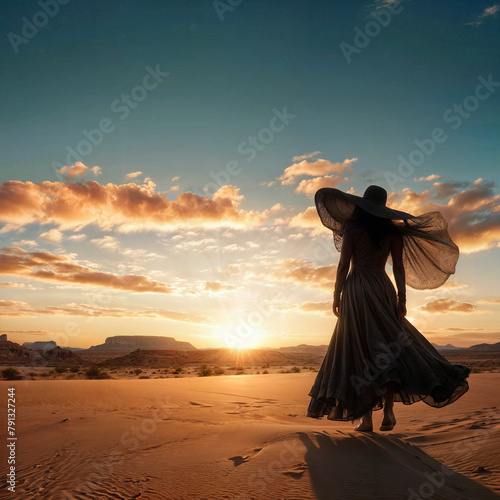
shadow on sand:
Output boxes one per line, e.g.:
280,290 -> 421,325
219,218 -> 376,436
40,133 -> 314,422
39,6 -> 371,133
298,431 -> 499,500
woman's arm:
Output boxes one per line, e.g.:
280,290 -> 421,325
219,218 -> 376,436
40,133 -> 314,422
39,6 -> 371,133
332,232 -> 353,317
390,233 -> 407,319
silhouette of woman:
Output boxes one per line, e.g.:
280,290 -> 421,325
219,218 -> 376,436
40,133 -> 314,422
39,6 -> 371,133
306,185 -> 471,432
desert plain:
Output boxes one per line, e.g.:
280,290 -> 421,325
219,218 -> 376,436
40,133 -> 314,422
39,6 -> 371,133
1,370 -> 499,500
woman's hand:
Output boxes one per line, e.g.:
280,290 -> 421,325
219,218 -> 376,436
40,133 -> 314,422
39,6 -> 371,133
333,297 -> 341,317
398,301 -> 407,319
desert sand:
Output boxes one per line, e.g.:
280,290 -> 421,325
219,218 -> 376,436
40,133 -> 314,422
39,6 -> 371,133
1,372 -> 499,499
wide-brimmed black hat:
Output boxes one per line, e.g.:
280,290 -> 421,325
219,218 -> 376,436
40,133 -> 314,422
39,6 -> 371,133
315,185 -> 416,232
314,185 -> 459,290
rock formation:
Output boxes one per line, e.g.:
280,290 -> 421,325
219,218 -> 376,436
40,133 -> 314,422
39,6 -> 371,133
88,335 -> 197,351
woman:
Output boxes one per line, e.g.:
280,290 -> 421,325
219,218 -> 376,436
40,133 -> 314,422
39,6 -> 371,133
306,185 -> 471,432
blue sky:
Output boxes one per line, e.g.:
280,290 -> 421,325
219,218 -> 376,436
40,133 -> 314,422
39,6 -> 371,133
0,0 -> 499,349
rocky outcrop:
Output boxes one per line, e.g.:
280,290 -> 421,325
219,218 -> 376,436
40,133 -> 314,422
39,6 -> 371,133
0,341 -> 85,366
0,341 -> 33,365
88,336 -> 197,352
23,341 -> 58,350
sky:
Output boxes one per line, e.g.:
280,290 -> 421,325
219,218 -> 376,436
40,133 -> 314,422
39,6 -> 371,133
0,0 -> 499,350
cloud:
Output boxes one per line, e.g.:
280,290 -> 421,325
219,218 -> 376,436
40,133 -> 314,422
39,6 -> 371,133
217,262 -> 255,279
67,234 -> 86,241
467,4 -> 499,25
91,235 -> 119,250
292,151 -> 321,162
277,157 -> 357,186
271,259 -> 336,290
12,240 -> 38,248
420,298 -> 478,314
125,171 -> 143,179
0,247 -> 173,294
386,179 -> 500,253
274,301 -> 331,315
442,280 -> 467,289
204,281 -> 237,293
417,174 -> 443,182
0,299 -> 28,308
295,175 -> 352,197
478,299 -> 500,304
0,179 -> 264,232
58,162 -> 102,179
283,206 -> 329,234
39,228 -> 63,243
0,281 -> 38,290
0,330 -> 53,336
0,301 -> 211,324
432,181 -> 470,200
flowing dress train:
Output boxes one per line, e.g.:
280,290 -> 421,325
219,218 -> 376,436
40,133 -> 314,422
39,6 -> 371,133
306,228 -> 471,421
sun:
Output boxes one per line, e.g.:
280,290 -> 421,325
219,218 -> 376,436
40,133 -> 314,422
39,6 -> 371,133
218,324 -> 262,349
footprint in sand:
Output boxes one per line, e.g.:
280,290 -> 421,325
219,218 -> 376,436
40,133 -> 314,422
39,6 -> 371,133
473,466 -> 491,474
281,463 -> 308,479
228,447 -> 263,466
226,401 -> 252,415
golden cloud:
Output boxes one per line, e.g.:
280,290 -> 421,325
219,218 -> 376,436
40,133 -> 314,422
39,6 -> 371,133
58,162 -> 102,178
277,157 -> 357,186
295,175 -> 351,197
274,301 -> 331,315
271,259 -> 336,290
0,179 -> 264,232
204,281 -> 237,293
0,301 -> 211,324
0,247 -> 173,294
420,298 -> 478,314
387,180 -> 500,253
125,171 -> 143,179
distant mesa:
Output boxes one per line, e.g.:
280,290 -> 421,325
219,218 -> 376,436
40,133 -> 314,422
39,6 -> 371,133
467,342 -> 500,352
432,343 -> 462,350
88,335 -> 197,352
23,341 -> 58,350
23,340 -> 85,352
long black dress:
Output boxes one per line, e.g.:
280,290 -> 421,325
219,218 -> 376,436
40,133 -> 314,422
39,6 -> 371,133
306,223 -> 471,422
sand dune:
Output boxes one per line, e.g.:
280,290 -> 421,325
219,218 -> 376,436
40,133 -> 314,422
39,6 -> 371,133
1,373 -> 499,499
